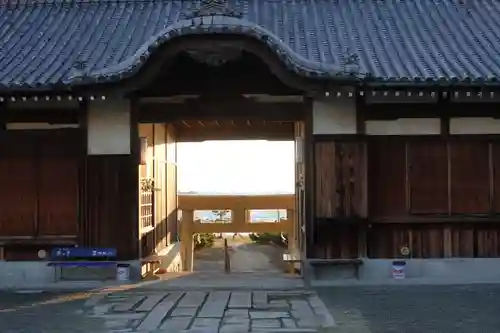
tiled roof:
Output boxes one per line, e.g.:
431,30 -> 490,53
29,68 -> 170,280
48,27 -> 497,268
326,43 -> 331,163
1,0 -> 500,92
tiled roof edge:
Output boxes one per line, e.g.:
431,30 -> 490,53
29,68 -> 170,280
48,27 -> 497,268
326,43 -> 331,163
63,15 -> 360,87
1,0 -> 179,6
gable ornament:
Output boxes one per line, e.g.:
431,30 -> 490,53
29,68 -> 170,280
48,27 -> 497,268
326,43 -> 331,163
185,0 -> 242,19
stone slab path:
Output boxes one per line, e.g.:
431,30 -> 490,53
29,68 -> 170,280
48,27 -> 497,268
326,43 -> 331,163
194,236 -> 287,274
83,288 -> 335,333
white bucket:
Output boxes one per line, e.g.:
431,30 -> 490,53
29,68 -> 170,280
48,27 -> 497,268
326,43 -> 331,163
392,261 -> 406,279
116,264 -> 130,282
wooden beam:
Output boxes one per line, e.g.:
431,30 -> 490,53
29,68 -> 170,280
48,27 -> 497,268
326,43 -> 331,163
138,100 -> 304,123
1,107 -> 79,123
176,124 -> 294,141
370,216 -> 500,224
191,221 -> 289,234
364,102 -> 500,120
178,194 -> 295,211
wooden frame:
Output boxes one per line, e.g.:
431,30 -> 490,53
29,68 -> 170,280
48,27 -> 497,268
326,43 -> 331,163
178,194 -> 295,271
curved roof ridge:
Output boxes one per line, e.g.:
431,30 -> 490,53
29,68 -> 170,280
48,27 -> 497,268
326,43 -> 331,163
66,15 -> 356,86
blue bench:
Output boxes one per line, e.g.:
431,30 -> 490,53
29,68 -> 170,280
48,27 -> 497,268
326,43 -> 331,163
47,247 -> 118,281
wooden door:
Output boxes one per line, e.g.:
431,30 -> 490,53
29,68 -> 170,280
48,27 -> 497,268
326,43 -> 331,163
408,140 -> 449,214
37,130 -> 79,236
449,139 -> 490,214
0,132 -> 37,236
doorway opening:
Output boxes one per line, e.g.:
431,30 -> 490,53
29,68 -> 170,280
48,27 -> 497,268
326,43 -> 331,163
135,38 -> 308,276
178,140 -> 295,274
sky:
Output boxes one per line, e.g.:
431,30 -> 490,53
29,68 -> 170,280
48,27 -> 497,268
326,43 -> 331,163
177,140 -> 295,194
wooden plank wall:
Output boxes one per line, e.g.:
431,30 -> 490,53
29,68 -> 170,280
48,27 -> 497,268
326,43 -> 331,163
0,129 -> 82,260
83,155 -> 138,260
315,141 -> 367,218
313,140 -> 367,259
138,123 -> 177,258
0,131 -> 80,236
313,135 -> 500,259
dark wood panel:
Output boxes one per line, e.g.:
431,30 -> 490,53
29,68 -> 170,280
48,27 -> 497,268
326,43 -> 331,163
476,224 -> 500,257
314,140 -> 367,218
314,142 -> 338,218
450,140 -> 490,213
0,133 -> 37,236
408,140 -> 449,214
492,143 -> 500,213
339,142 -> 367,217
365,223 -> 500,258
367,224 -> 452,258
38,131 -> 80,236
84,155 -> 138,260
38,163 -> 79,235
368,139 -> 407,216
313,222 -> 359,259
0,157 -> 37,236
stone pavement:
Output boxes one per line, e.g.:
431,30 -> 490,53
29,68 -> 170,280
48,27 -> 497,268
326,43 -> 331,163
316,284 -> 500,333
84,289 -> 335,333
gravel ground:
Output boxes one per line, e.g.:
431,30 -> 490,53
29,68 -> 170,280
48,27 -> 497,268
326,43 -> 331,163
316,284 -> 500,333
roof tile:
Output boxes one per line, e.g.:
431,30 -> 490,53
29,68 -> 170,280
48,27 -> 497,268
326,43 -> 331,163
0,0 -> 499,91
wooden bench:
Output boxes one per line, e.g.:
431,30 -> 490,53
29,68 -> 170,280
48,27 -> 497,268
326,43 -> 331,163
283,251 -> 301,274
140,256 -> 162,277
308,258 -> 364,279
47,247 -> 118,281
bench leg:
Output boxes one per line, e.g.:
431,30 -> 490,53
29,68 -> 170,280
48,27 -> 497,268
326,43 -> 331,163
355,265 -> 359,280
53,267 -> 59,282
288,262 -> 298,275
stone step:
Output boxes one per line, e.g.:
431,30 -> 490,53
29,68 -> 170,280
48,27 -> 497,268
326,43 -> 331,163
251,329 -> 319,333
178,328 -> 318,333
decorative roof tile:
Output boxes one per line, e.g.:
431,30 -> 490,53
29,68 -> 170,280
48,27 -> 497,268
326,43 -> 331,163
0,0 -> 499,91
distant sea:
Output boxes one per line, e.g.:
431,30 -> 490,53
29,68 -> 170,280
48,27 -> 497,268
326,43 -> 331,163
194,209 -> 286,222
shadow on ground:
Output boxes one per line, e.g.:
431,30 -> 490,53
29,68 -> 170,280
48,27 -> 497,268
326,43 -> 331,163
0,291 -> 105,332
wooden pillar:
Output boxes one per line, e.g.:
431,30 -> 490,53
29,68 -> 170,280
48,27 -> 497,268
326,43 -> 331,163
0,101 -> 6,131
84,98 -> 139,260
232,207 -> 246,230
304,98 -> 315,259
287,208 -> 297,253
181,209 -> 194,272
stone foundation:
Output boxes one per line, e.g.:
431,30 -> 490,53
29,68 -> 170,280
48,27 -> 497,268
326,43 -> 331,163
308,258 -> 500,286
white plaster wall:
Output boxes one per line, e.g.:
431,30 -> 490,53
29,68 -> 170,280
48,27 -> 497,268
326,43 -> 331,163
87,99 -> 131,155
450,117 -> 500,135
312,99 -> 357,135
365,118 -> 441,135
